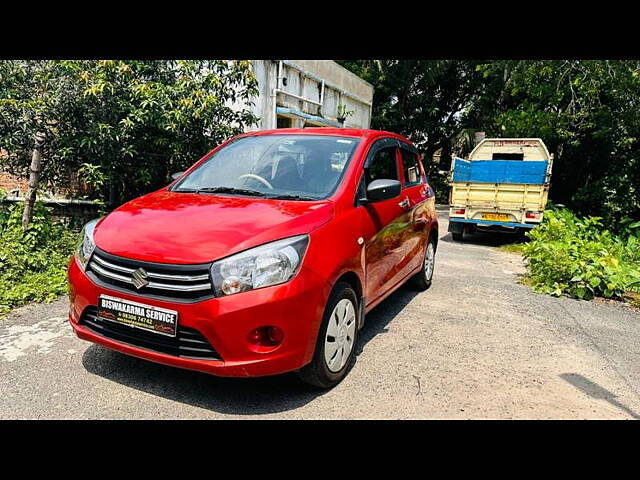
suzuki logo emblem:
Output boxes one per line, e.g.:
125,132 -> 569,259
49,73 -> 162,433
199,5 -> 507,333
131,267 -> 149,290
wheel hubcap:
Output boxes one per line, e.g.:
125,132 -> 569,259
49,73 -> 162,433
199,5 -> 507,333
324,298 -> 357,373
424,243 -> 435,280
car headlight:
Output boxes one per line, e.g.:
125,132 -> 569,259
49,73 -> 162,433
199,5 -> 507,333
211,235 -> 309,296
74,218 -> 100,270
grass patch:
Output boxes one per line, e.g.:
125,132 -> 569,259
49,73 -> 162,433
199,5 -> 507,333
499,243 -> 526,255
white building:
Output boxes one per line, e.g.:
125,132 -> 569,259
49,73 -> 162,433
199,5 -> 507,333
247,60 -> 374,130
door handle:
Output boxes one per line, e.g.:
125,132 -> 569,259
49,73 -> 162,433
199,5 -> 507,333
398,198 -> 410,209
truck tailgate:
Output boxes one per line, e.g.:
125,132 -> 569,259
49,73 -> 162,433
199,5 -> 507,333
450,182 -> 548,211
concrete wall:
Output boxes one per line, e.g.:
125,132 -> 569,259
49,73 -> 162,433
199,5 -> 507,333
247,60 -> 373,131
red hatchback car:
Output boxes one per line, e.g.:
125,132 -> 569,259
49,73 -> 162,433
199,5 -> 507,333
68,128 -> 438,388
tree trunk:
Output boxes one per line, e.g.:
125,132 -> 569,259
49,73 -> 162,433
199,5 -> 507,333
22,131 -> 46,229
498,63 -> 512,110
440,141 -> 453,172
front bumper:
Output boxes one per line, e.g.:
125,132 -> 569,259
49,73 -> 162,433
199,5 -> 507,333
68,256 -> 331,377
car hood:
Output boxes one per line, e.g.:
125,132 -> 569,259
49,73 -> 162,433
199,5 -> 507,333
93,190 -> 334,264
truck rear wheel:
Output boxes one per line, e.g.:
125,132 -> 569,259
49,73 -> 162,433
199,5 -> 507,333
452,231 -> 463,241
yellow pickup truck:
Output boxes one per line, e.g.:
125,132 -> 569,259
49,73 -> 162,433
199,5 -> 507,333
448,138 -> 553,241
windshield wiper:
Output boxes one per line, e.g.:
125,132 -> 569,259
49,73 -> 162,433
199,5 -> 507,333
175,187 -> 267,197
265,194 -> 317,201
174,187 -> 316,200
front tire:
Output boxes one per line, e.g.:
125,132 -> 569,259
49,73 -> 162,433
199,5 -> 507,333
297,282 -> 359,389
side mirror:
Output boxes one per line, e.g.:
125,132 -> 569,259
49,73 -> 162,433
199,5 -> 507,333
364,179 -> 401,203
170,172 -> 184,181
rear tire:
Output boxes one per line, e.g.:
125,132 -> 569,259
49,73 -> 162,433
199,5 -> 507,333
452,231 -> 463,241
516,229 -> 528,241
297,282 -> 359,389
409,236 -> 436,291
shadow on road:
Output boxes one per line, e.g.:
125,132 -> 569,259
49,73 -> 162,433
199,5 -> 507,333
357,287 -> 420,353
82,345 -> 324,415
440,229 -> 526,247
560,373 -> 640,419
81,284 -> 420,416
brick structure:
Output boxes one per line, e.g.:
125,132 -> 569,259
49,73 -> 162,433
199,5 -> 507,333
0,172 -> 27,196
0,149 -> 28,195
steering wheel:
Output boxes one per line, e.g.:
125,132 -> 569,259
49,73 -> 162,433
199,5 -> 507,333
238,173 -> 274,190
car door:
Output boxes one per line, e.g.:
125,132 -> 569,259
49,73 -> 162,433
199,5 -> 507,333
358,138 -> 411,303
396,143 -> 434,279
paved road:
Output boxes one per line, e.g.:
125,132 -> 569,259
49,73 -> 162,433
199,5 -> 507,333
2,213 -> 640,419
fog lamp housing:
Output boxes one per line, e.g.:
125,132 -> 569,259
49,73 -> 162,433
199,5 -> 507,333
248,326 -> 284,350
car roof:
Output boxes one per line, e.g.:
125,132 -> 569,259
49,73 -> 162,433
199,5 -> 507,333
239,128 -> 413,145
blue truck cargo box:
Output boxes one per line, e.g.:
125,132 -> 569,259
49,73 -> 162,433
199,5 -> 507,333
451,159 -> 548,185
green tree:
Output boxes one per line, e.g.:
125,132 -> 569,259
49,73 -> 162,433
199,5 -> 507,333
0,61 -> 84,226
0,60 -> 259,214
338,60 -> 495,202
475,60 -> 640,230
340,60 -> 640,229
339,60 -> 487,161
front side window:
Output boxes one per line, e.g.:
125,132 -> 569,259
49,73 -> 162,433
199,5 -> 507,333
365,146 -> 398,185
173,135 -> 360,200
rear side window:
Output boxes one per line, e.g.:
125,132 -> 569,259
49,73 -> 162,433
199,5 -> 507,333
400,149 -> 421,186
366,147 -> 398,185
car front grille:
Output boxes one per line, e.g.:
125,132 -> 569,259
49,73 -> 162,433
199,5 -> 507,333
86,248 -> 214,301
80,306 -> 221,360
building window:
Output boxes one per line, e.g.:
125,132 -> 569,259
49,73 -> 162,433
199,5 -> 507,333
277,116 -> 292,128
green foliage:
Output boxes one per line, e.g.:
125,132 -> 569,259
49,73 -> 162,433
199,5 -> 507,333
0,190 -> 8,226
521,208 -> 640,300
337,60 -> 487,173
0,200 -> 77,314
340,60 -> 640,232
473,60 -> 640,232
428,173 -> 449,204
77,162 -> 105,190
336,104 -> 354,121
0,60 -> 259,204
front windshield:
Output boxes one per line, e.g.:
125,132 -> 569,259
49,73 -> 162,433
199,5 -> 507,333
173,134 -> 360,200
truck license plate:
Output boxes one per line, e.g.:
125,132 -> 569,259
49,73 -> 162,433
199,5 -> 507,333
481,213 -> 510,222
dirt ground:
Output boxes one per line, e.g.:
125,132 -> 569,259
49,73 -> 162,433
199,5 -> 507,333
1,212 -> 640,419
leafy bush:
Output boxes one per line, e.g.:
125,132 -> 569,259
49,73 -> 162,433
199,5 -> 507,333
0,199 -> 77,314
522,208 -> 640,300
0,60 -> 259,205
